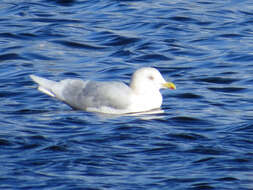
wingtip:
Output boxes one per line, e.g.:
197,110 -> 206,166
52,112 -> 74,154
30,74 -> 37,81
30,75 -> 43,84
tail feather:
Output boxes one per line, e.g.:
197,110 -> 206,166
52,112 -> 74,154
30,75 -> 58,97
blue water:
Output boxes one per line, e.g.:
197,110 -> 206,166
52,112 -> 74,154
1,0 -> 253,189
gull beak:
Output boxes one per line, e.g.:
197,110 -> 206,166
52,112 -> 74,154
163,82 -> 176,90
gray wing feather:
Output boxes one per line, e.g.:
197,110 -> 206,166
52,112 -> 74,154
62,80 -> 132,110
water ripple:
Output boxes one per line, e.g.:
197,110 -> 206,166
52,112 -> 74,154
0,0 -> 253,189
53,40 -> 106,50
0,53 -> 26,62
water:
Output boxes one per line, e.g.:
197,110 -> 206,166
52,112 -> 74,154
1,0 -> 253,189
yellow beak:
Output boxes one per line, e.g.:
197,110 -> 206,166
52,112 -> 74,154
163,82 -> 176,90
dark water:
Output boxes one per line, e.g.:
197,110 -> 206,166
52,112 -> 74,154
1,0 -> 253,189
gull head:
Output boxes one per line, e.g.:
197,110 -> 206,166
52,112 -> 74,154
130,67 -> 176,94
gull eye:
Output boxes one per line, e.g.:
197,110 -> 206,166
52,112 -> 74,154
148,75 -> 154,80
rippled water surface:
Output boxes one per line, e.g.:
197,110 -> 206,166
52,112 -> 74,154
1,0 -> 253,189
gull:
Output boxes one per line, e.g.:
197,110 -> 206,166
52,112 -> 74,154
30,67 -> 176,114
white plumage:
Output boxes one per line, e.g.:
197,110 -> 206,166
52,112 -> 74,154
30,67 -> 175,114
